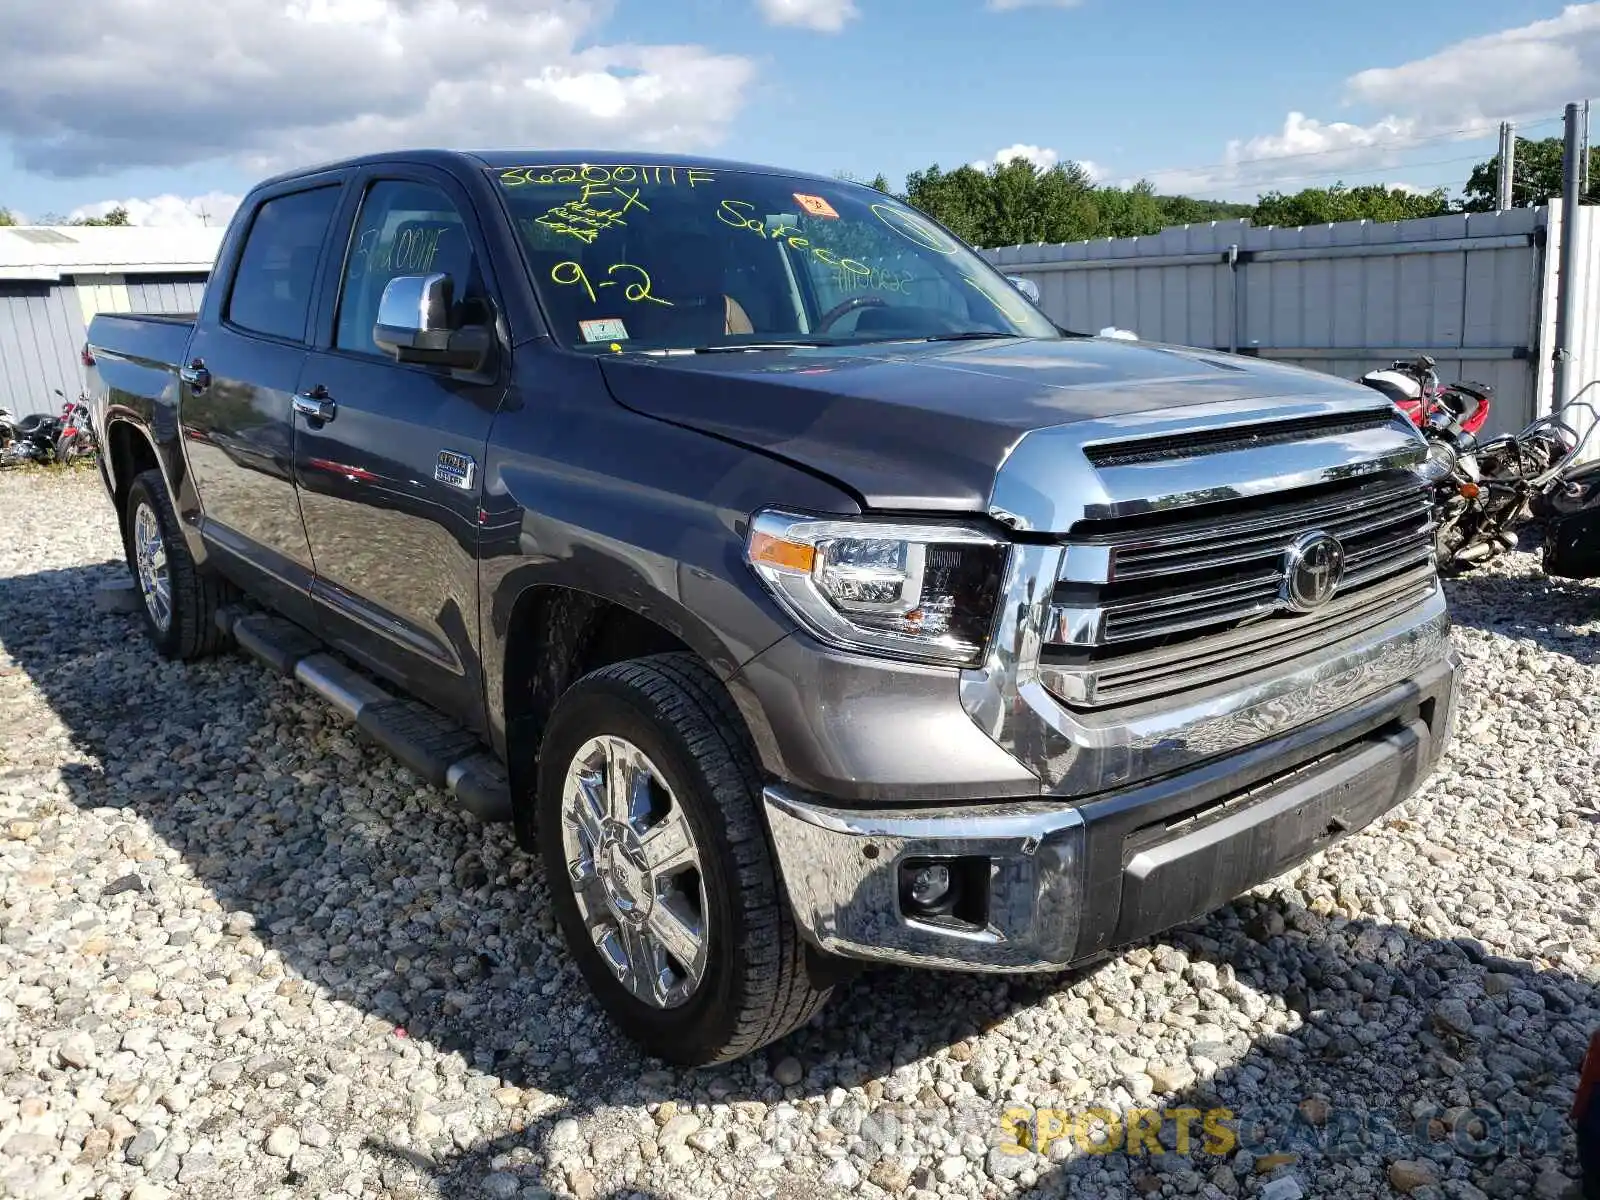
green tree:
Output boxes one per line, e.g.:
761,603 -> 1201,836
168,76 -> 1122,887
1090,180 -> 1167,239
1252,182 -> 1451,226
900,159 -> 1257,248
1157,195 -> 1253,225
71,206 -> 131,227
1460,136 -> 1600,211
0,207 -> 16,226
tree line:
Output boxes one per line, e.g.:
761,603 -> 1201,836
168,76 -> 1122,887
865,135 -> 1600,249
0,205 -> 128,228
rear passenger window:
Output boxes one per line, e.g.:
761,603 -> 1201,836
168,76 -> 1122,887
226,186 -> 340,342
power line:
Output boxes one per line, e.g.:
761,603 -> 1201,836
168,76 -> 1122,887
1243,151 -> 1494,190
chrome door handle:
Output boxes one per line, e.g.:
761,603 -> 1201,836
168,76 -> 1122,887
178,360 -> 210,393
292,390 -> 336,422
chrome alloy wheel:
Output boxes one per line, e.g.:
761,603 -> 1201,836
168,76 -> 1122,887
132,501 -> 172,633
559,736 -> 709,1009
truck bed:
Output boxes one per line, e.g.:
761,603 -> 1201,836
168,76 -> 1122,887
88,312 -> 195,372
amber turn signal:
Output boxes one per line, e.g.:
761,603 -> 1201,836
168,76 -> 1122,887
747,530 -> 816,574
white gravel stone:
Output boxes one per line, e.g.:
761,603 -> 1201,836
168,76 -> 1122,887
1,469 -> 1596,1200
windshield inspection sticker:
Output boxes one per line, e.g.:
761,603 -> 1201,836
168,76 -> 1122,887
793,193 -> 839,219
579,317 -> 629,343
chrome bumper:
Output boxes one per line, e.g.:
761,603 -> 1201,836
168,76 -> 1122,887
765,599 -> 1458,973
763,789 -> 1087,971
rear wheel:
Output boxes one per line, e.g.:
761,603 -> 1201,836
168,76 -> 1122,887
536,652 -> 832,1065
123,468 -> 234,660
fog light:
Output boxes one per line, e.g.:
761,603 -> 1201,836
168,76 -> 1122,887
904,862 -> 953,910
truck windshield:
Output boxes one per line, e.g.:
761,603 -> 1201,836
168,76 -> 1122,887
494,162 -> 1060,352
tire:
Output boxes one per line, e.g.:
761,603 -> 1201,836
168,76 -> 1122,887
536,652 -> 832,1065
123,468 -> 234,660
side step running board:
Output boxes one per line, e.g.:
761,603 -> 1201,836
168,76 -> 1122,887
218,609 -> 512,823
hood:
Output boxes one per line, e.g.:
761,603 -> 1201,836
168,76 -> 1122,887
598,337 -> 1388,512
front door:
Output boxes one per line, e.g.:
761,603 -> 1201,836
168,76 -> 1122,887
293,172 -> 505,728
182,181 -> 344,608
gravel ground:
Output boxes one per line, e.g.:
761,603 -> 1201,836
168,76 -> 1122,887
1,466 -> 1597,1200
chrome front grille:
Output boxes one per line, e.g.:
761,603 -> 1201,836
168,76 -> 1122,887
1041,472 -> 1438,708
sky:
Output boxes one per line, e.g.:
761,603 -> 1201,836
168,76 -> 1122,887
0,0 -> 1595,227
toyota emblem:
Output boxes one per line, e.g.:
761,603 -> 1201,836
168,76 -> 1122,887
1282,532 -> 1346,613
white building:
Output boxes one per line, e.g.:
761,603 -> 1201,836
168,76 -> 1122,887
0,225 -> 224,417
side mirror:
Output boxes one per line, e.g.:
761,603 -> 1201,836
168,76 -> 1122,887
373,273 -> 492,372
1006,275 -> 1041,305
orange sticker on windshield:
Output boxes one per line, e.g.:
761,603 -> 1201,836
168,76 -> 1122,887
793,193 -> 839,219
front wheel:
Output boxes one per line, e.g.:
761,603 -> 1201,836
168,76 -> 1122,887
536,653 -> 832,1065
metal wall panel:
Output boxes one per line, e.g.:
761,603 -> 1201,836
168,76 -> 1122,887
985,208 -> 1544,437
0,271 -> 208,420
0,281 -> 90,418
124,273 -> 208,314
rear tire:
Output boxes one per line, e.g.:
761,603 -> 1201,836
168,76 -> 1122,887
536,652 -> 832,1065
123,468 -> 234,660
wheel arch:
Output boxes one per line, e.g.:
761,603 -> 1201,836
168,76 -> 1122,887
498,582 -> 768,849
105,418 -> 162,534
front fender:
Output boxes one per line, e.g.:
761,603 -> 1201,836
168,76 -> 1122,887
478,360 -> 861,765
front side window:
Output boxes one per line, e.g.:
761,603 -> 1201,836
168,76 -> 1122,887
226,186 -> 340,342
335,180 -> 480,357
494,163 -> 1058,351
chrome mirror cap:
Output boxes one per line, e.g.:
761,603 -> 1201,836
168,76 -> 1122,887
374,273 -> 453,355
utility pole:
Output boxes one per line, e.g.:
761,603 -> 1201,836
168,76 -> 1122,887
1554,102 -> 1583,410
1582,101 -> 1592,198
1496,121 -> 1516,210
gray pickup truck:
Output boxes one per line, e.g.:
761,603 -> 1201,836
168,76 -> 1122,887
86,150 -> 1458,1065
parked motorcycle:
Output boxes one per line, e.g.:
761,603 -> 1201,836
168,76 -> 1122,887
52,389 -> 98,465
1360,355 -> 1492,438
1358,356 -> 1594,575
0,404 -> 65,467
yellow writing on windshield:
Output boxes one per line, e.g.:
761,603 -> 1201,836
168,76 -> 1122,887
535,186 -> 648,245
873,202 -> 960,255
551,261 -> 672,307
717,199 -> 874,281
501,164 -> 717,188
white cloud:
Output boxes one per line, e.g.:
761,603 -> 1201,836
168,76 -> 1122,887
756,0 -> 859,31
1345,4 -> 1600,126
987,0 -> 1083,10
1148,4 -> 1600,197
0,0 -> 755,178
972,143 -> 1060,171
68,192 -> 242,228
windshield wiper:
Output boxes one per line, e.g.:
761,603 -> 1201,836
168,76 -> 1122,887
663,341 -> 839,354
916,331 -> 1021,343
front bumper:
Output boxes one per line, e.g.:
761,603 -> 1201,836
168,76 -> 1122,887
765,653 -> 1458,971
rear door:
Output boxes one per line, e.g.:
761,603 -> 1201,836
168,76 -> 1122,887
182,177 -> 345,612
292,167 -> 506,727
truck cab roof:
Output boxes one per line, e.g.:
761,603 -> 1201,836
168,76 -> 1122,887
248,148 -> 843,193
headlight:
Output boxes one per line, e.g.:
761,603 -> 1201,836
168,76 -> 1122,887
745,510 -> 1008,666
1417,438 -> 1457,482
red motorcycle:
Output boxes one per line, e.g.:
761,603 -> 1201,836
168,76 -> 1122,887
1358,355 -> 1492,436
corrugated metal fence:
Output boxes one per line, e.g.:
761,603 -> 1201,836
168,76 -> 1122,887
0,282 -> 90,418
0,273 -> 206,418
983,208 -> 1549,439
